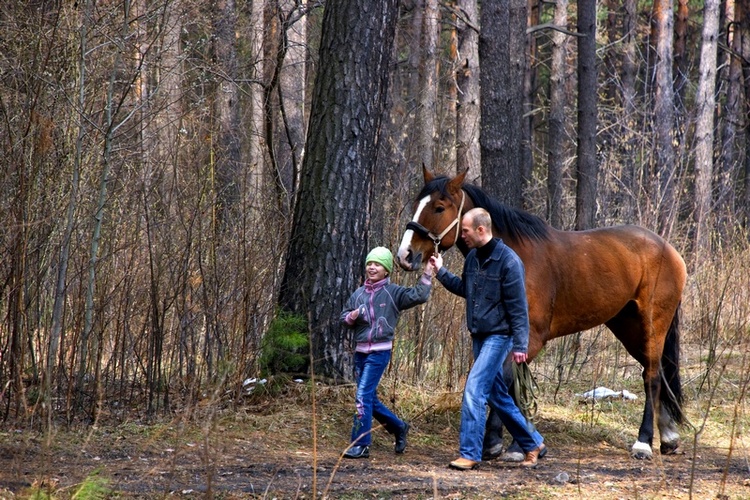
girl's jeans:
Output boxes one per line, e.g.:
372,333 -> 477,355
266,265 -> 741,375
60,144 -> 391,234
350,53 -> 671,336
351,350 -> 404,446
459,334 -> 543,461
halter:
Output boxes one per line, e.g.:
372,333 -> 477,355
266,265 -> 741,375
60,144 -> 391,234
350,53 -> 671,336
405,190 -> 466,254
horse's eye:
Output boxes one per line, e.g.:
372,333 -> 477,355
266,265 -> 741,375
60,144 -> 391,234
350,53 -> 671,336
435,206 -> 445,214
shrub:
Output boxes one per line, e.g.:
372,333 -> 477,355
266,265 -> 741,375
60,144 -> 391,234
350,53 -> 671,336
259,311 -> 310,376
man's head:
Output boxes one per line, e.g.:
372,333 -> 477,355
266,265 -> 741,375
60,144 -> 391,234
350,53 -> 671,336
461,208 -> 493,249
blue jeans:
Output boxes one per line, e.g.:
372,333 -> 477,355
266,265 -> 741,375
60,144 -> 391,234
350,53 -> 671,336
459,334 -> 543,461
351,350 -> 404,446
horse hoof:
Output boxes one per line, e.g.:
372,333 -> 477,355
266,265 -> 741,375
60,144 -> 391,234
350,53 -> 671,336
482,443 -> 504,460
631,441 -> 653,460
660,442 -> 682,455
500,450 -> 525,462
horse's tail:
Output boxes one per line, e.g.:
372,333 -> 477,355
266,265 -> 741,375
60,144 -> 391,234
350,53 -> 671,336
660,302 -> 684,424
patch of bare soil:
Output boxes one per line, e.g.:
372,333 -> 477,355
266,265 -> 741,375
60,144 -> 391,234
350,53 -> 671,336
1,386 -> 748,499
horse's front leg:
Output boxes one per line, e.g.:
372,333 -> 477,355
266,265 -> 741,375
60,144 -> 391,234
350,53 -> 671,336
631,370 -> 659,459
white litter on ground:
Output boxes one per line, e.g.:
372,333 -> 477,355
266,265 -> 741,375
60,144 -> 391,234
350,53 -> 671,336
576,386 -> 638,400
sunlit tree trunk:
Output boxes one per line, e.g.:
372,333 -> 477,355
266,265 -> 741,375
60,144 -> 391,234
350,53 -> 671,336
651,0 -> 677,237
417,0 -> 439,168
456,0 -> 480,181
693,0 -> 720,255
278,0 -> 399,379
621,0 -> 638,221
673,0 -> 689,113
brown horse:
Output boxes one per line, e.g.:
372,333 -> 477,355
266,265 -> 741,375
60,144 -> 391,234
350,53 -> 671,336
397,167 -> 686,459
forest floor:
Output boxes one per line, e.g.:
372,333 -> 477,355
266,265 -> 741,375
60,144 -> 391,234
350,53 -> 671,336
1,380 -> 749,499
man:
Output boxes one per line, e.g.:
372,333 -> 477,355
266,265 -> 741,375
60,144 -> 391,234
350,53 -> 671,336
429,207 -> 545,469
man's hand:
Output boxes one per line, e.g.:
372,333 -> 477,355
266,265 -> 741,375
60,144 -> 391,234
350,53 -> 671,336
512,352 -> 527,364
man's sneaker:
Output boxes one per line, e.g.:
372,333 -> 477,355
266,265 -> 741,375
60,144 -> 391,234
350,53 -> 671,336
343,445 -> 370,459
395,422 -> 410,454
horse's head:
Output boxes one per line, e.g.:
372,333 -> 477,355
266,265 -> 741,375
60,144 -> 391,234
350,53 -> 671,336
397,166 -> 468,271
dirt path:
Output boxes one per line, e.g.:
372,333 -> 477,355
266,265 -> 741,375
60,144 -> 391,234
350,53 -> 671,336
2,416 -> 748,499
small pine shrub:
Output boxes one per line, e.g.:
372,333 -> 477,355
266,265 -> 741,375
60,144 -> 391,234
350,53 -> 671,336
259,311 -> 310,376
71,470 -> 110,499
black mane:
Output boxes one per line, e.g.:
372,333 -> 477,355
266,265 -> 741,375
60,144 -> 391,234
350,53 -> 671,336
419,176 -> 550,242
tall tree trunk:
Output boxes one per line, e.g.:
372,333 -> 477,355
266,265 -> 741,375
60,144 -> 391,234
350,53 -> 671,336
278,0 -> 399,379
417,0 -> 439,168
546,0 -> 570,229
673,0 -> 689,112
479,0 -> 527,207
523,0 -> 540,192
456,0 -> 480,181
213,0 -> 241,215
717,0 -> 746,233
651,0 -> 678,237
248,0 -> 266,210
574,0 -> 598,230
275,0 -> 307,208
693,0 -> 720,255
738,0 -> 750,229
620,0 -> 638,221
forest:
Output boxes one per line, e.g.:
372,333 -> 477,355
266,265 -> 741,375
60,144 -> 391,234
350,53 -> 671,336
1,0 -> 749,497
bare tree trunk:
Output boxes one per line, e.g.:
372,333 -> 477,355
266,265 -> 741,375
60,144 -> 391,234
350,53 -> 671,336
214,0 -> 241,214
456,0 -> 480,182
693,0 -> 720,255
546,0 -> 569,229
738,0 -> 750,229
621,0 -> 638,221
574,0 -> 598,230
673,0 -> 689,112
276,0 -> 308,207
523,0 -> 540,192
278,0 -> 400,379
417,0 -> 439,168
651,0 -> 678,237
248,0 -> 266,199
716,0 -> 746,233
479,0 -> 527,206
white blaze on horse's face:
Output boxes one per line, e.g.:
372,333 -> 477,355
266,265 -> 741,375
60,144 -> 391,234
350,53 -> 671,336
397,195 -> 431,271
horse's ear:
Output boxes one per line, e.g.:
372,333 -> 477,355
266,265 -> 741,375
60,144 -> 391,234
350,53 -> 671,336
422,163 -> 434,183
447,169 -> 467,193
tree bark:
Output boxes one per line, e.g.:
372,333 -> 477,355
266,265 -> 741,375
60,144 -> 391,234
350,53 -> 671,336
479,0 -> 527,207
651,0 -> 678,237
417,0 -> 439,168
456,0 -> 480,181
213,0 -> 241,214
693,0 -> 720,254
546,0 -> 570,229
278,0 -> 399,379
574,0 -> 598,230
716,0 -> 746,232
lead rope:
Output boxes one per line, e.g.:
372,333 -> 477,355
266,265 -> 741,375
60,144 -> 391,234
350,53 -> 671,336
513,361 -> 538,422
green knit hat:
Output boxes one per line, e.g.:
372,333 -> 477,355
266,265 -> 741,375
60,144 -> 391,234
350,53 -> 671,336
365,246 -> 393,274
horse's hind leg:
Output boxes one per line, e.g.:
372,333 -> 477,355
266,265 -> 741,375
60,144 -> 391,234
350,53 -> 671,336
607,307 -> 663,460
